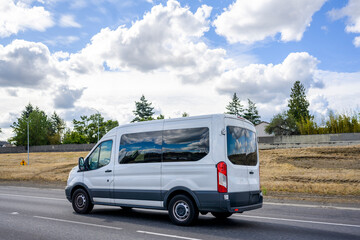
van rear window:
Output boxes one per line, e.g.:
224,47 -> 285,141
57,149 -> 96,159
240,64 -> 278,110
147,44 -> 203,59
226,126 -> 257,166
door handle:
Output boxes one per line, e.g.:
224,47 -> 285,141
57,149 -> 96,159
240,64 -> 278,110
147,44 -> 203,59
105,169 -> 112,173
249,171 -> 254,175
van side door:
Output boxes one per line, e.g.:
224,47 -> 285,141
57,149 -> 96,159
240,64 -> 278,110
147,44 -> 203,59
83,137 -> 115,204
114,122 -> 163,208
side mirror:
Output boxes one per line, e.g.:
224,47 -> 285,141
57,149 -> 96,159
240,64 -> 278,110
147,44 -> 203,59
79,157 -> 85,171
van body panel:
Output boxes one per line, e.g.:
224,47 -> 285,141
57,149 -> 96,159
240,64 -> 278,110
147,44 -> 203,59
66,114 -> 262,219
113,122 -> 163,206
161,116 -> 216,193
224,117 -> 250,194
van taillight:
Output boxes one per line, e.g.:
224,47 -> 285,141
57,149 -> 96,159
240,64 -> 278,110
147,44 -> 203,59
217,162 -> 227,193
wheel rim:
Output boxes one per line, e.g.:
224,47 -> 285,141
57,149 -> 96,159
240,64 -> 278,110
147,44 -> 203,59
75,193 -> 86,209
173,200 -> 190,221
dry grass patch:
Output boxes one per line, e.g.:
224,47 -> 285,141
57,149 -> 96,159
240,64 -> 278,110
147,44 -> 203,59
0,152 -> 87,183
260,145 -> 360,196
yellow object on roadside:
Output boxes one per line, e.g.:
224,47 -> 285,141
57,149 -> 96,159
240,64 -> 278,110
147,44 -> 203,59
20,160 -> 27,165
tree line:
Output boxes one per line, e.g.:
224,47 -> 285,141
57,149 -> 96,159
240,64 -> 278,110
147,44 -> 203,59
265,81 -> 360,135
6,82 -> 360,146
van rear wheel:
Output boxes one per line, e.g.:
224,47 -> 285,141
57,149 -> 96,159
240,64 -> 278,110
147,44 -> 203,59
211,212 -> 233,219
72,189 -> 93,214
168,195 -> 198,226
120,206 -> 132,211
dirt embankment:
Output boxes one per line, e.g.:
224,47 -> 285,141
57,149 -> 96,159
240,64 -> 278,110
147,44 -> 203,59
0,145 -> 359,203
259,145 -> 360,203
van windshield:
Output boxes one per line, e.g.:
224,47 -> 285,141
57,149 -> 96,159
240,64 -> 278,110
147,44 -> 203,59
226,126 -> 257,166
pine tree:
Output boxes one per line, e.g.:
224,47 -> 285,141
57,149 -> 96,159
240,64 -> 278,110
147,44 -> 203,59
157,114 -> 165,120
243,99 -> 261,125
132,95 -> 155,122
225,93 -> 244,117
288,81 -> 310,122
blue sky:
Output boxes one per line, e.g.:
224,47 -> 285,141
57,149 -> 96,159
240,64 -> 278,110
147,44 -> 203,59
0,0 -> 360,140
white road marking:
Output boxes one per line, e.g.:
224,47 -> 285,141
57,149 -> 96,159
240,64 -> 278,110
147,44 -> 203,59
264,202 -> 360,211
137,230 -> 201,240
34,216 -> 123,231
237,215 -> 360,228
11,212 -> 19,215
0,186 -> 62,191
0,193 -> 64,201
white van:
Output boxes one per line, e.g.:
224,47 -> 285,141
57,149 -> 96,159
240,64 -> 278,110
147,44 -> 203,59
65,114 -> 262,225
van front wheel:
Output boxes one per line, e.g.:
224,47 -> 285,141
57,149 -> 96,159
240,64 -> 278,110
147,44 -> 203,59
168,195 -> 198,226
72,189 -> 93,214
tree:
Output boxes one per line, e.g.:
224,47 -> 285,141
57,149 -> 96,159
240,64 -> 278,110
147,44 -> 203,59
265,112 -> 299,136
225,93 -> 243,117
9,104 -> 61,146
243,99 -> 261,125
157,114 -> 165,120
182,112 -> 189,117
48,112 -> 66,144
288,81 -> 310,122
63,113 -> 119,144
132,95 -> 155,122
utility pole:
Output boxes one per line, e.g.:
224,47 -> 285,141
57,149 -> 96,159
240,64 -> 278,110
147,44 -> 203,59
27,119 -> 30,165
91,108 -> 100,142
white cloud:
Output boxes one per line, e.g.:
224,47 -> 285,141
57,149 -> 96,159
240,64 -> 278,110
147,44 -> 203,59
354,36 -> 360,47
66,0 -> 228,83
216,52 -> 321,105
328,0 -> 360,33
53,85 -> 85,109
213,0 -> 326,44
0,0 -> 54,37
0,40 -> 64,88
309,71 -> 360,114
44,35 -> 80,46
309,94 -> 329,117
59,14 -> 81,28
70,0 -> 87,9
328,0 -> 360,47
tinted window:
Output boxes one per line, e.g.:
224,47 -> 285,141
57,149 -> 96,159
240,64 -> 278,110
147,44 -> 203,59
227,126 -> 257,166
162,127 -> 209,162
119,131 -> 162,164
99,141 -> 113,167
88,140 -> 113,170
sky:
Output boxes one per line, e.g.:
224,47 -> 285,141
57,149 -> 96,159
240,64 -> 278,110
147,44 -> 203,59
0,0 -> 360,141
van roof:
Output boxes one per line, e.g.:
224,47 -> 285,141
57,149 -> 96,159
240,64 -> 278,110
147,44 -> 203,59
103,114 -> 254,138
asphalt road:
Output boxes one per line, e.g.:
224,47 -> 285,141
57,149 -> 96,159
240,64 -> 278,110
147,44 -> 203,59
0,185 -> 359,240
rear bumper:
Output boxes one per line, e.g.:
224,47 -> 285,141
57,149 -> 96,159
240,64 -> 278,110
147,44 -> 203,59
195,190 -> 263,213
224,190 -> 263,213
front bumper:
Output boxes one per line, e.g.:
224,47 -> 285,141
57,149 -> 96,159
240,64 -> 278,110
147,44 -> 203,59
65,186 -> 72,202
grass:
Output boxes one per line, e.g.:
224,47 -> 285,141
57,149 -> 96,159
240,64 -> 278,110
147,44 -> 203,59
260,145 -> 360,198
0,152 -> 87,183
0,145 -> 359,201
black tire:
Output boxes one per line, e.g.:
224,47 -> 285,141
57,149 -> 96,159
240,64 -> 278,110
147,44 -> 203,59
168,195 -> 198,226
211,212 -> 233,219
120,206 -> 132,211
72,189 -> 94,214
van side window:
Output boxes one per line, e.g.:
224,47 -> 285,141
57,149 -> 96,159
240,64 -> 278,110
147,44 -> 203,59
162,127 -> 209,162
119,131 -> 162,164
226,126 -> 257,166
88,140 -> 113,170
